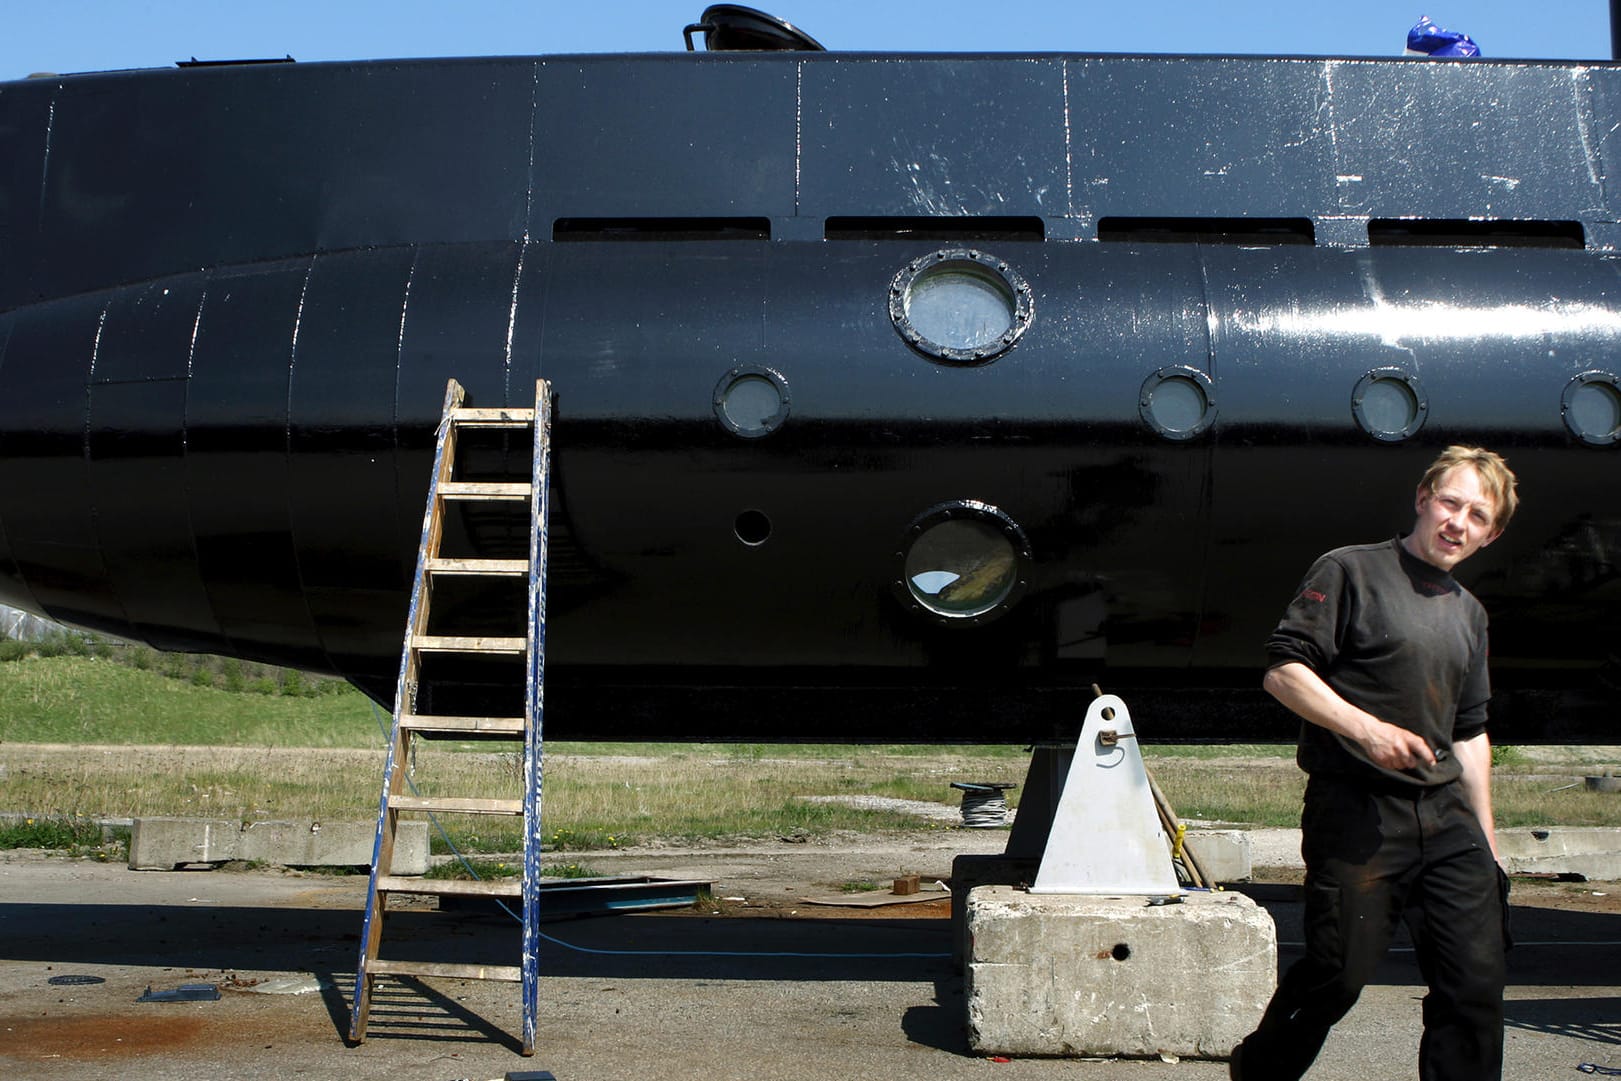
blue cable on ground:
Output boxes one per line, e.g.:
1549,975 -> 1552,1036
368,701 -> 952,960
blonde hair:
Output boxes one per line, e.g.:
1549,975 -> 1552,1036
1419,445 -> 1519,531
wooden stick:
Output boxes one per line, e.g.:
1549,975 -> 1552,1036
1146,768 -> 1212,888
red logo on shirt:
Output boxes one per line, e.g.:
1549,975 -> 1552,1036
1301,589 -> 1327,603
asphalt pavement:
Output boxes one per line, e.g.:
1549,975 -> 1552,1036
0,842 -> 1617,1081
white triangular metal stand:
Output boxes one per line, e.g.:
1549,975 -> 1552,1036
1028,694 -> 1181,896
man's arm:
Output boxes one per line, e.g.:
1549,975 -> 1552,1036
1453,731 -> 1500,862
1263,661 -> 1437,771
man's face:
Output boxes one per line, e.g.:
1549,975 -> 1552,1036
1403,464 -> 1501,572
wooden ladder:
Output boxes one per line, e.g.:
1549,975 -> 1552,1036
349,377 -> 553,1055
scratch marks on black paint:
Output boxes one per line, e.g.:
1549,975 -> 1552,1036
795,60 -> 804,215
1322,61 -> 1352,214
36,93 -> 56,229
505,244 -> 527,401
394,249 -> 418,438
1571,66 -> 1606,202
524,61 -> 540,243
287,260 -> 314,455
1061,62 -> 1074,217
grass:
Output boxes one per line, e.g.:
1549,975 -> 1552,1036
1146,749 -> 1621,829
0,814 -> 105,848
0,742 -> 1025,851
1142,757 -> 1306,828
2,644 -> 1620,852
6,738 -> 1619,852
0,654 -> 377,747
0,814 -> 129,861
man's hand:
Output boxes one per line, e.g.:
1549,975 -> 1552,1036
1264,662 -> 1436,770
1356,718 -> 1437,771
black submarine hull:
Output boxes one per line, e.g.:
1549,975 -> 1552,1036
0,53 -> 1617,740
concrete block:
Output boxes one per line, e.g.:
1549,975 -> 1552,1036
951,837 -> 1252,971
1498,827 -> 1621,881
1184,830 -> 1251,884
129,817 -> 241,869
130,818 -> 428,873
951,854 -> 1040,969
966,886 -> 1275,1059
238,820 -> 428,874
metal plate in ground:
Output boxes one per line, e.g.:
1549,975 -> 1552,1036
801,886 -> 950,908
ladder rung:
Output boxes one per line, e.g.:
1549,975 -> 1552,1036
367,959 -> 522,983
425,558 -> 529,576
389,795 -> 524,815
410,635 -> 526,655
450,406 -> 536,427
439,481 -> 531,501
376,875 -> 522,897
399,714 -> 526,735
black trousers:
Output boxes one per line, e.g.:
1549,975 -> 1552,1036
1236,773 -> 1506,1081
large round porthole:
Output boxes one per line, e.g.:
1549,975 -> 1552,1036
1352,368 -> 1427,442
1562,371 -> 1621,446
889,249 -> 1033,364
714,366 -> 790,438
897,501 -> 1031,624
1139,366 -> 1216,440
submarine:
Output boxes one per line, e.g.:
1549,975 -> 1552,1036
0,7 -> 1617,742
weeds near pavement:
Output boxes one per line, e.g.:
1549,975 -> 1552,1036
5,740 -> 1619,852
0,814 -> 128,861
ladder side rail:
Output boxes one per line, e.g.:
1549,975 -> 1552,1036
349,378 -> 466,1044
520,378 -> 553,1057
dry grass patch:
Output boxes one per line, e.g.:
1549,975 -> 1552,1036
0,743 -> 1027,850
4,740 -> 1617,851
0,745 -> 387,821
1143,748 -> 1621,829
1143,756 -> 1306,827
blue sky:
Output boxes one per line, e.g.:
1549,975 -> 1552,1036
1,2 -> 1614,81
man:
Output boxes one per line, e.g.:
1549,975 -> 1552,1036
1231,446 -> 1519,1081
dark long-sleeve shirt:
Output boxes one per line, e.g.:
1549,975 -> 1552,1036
1265,537 -> 1490,788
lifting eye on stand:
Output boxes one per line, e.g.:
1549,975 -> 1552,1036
1094,695 -> 1137,747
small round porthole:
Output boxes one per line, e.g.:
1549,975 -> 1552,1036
897,501 -> 1031,624
714,366 -> 790,438
1352,368 -> 1428,442
1562,371 -> 1621,446
889,249 -> 1033,364
1139,366 -> 1215,440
